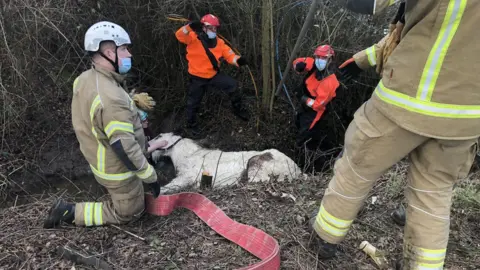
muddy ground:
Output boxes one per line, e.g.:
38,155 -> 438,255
1,160 -> 479,270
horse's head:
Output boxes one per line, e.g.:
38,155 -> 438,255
151,132 -> 183,161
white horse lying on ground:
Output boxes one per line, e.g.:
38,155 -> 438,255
150,132 -> 304,194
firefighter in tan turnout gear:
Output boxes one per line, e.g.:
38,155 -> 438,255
43,21 -> 166,229
310,1 -> 479,269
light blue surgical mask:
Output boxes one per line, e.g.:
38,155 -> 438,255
206,30 -> 217,39
118,57 -> 132,74
315,58 -> 327,71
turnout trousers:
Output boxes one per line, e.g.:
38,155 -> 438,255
312,99 -> 477,269
73,175 -> 145,226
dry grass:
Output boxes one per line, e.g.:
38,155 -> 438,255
1,162 -> 479,269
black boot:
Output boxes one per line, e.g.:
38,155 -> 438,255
232,102 -> 250,121
230,92 -> 250,121
391,204 -> 406,226
43,199 -> 75,229
308,211 -> 338,259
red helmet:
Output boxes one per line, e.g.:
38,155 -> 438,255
200,14 -> 220,27
314,45 -> 335,58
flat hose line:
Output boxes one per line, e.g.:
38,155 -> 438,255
145,193 -> 281,270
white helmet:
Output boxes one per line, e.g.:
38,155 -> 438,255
84,21 -> 131,52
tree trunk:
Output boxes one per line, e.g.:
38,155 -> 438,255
261,0 -> 271,112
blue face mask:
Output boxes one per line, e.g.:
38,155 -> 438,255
315,58 -> 327,71
118,57 -> 132,74
206,30 -> 217,39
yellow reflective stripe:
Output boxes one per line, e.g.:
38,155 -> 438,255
315,214 -> 349,237
365,46 -> 377,66
389,0 -> 398,5
90,165 -> 134,181
415,247 -> 447,261
90,95 -> 101,122
416,0 -> 467,101
105,121 -> 134,138
417,262 -> 444,270
84,203 -> 94,227
97,144 -> 106,173
315,204 -> 352,238
137,163 -> 154,180
90,95 -> 102,138
93,202 -> 103,226
73,77 -> 79,91
375,80 -> 480,118
319,204 -> 352,229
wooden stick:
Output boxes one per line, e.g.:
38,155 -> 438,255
274,0 -> 320,96
56,246 -> 113,270
110,225 -> 146,242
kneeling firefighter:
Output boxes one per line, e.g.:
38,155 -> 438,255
293,45 -> 340,150
175,14 -> 250,137
310,1 -> 480,270
43,21 -> 166,229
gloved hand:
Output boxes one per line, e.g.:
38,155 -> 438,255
133,92 -> 156,111
189,20 -> 203,32
338,58 -> 363,81
237,57 -> 248,66
148,180 -> 161,198
295,62 -> 307,72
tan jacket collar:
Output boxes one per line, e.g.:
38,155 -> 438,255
92,64 -> 127,85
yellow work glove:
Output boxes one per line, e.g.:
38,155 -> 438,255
133,92 -> 156,111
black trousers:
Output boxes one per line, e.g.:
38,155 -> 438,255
186,72 -> 240,125
295,105 -> 325,150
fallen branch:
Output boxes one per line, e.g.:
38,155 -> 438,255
56,245 -> 113,270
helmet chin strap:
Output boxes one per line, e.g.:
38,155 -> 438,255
98,47 -> 120,73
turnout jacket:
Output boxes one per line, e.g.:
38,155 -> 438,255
71,66 -> 157,183
342,0 -> 480,139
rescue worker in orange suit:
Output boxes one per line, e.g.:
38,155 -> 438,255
309,1 -> 480,269
175,14 -> 250,137
292,45 -> 340,149
43,21 -> 167,229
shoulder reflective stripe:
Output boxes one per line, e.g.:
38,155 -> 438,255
182,26 -> 189,34
73,77 -> 79,91
105,121 -> 134,138
90,95 -> 102,122
84,203 -> 94,227
90,164 -> 134,181
375,80 -> 480,118
416,0 -> 467,101
90,95 -> 102,138
137,163 -> 154,179
365,46 -> 377,66
93,202 -> 103,226
97,144 -> 106,173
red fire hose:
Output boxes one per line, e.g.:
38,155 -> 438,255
145,193 -> 281,270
